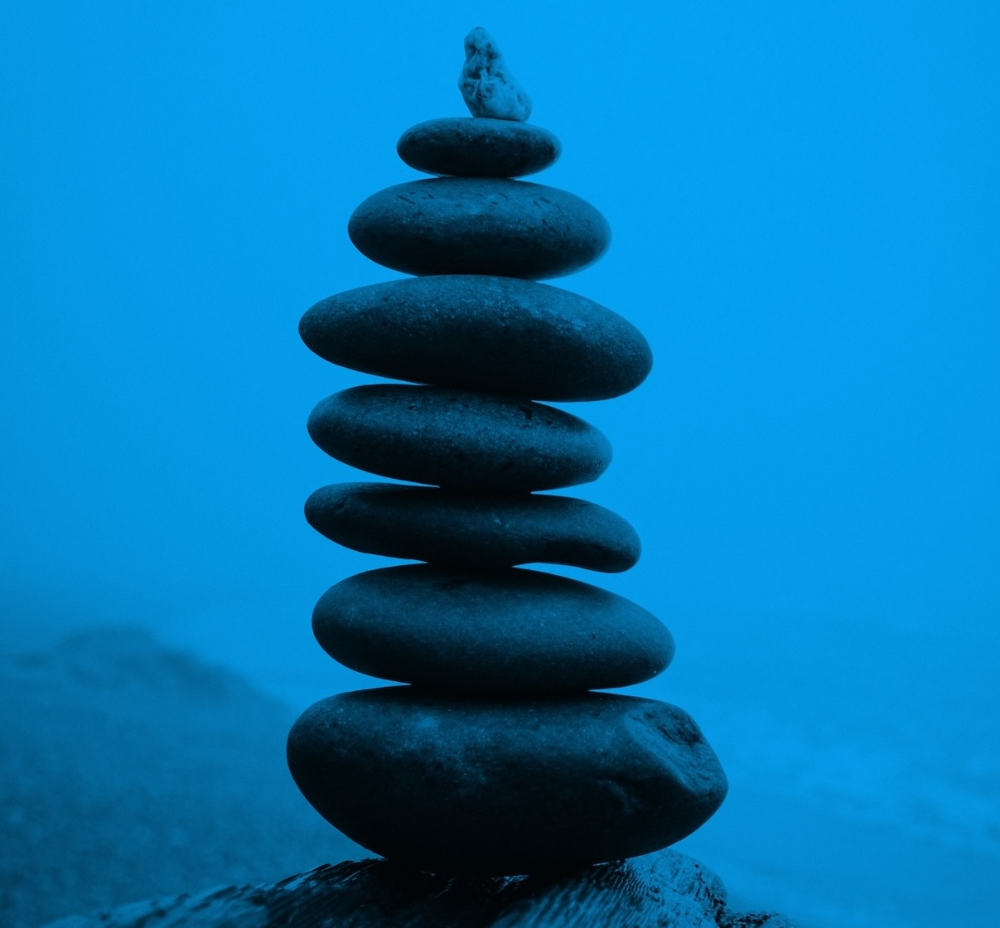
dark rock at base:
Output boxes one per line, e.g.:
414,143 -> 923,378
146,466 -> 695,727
720,915 -> 804,928
307,385 -> 611,492
311,565 -> 672,693
305,483 -> 640,572
50,850 -> 803,928
299,276 -> 652,401
287,688 -> 728,875
397,117 -> 561,177
348,178 -> 610,279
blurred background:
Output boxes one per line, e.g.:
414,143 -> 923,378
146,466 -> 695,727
1,2 -> 997,927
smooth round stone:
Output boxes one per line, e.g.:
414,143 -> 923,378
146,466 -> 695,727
397,117 -> 561,178
299,276 -> 652,402
305,483 -> 640,572
307,385 -> 611,492
287,688 -> 728,875
311,565 -> 671,693
348,178 -> 610,280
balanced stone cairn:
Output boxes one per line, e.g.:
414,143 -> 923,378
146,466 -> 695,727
287,29 -> 728,877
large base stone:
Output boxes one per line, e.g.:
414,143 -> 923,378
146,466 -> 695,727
287,689 -> 727,875
46,850 -> 804,928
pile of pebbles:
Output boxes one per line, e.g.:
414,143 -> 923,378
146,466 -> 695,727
287,114 -> 728,875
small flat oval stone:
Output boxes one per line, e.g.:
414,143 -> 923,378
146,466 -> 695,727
307,385 -> 611,492
299,276 -> 652,401
305,483 -> 640,572
348,178 -> 610,279
311,565 -> 671,693
287,688 -> 728,875
397,117 -> 561,177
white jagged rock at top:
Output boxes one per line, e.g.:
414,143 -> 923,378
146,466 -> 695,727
459,27 -> 532,122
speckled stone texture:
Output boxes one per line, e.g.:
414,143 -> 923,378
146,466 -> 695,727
299,275 -> 651,401
459,27 -> 532,121
287,688 -> 727,875
311,565 -> 673,693
307,385 -> 612,491
43,850 -> 804,928
347,179 -> 611,279
304,483 -> 640,572
398,117 -> 560,177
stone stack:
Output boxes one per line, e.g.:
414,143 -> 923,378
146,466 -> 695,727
287,41 -> 727,877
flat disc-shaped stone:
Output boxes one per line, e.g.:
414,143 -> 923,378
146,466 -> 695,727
287,688 -> 728,875
305,483 -> 640,572
397,117 -> 561,178
311,565 -> 671,693
299,276 -> 652,401
348,178 -> 610,280
307,385 -> 611,492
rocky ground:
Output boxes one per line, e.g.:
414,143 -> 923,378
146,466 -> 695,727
2,625 -> 996,928
44,849 -> 799,928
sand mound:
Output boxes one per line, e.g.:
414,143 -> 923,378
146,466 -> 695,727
0,627 -> 360,928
